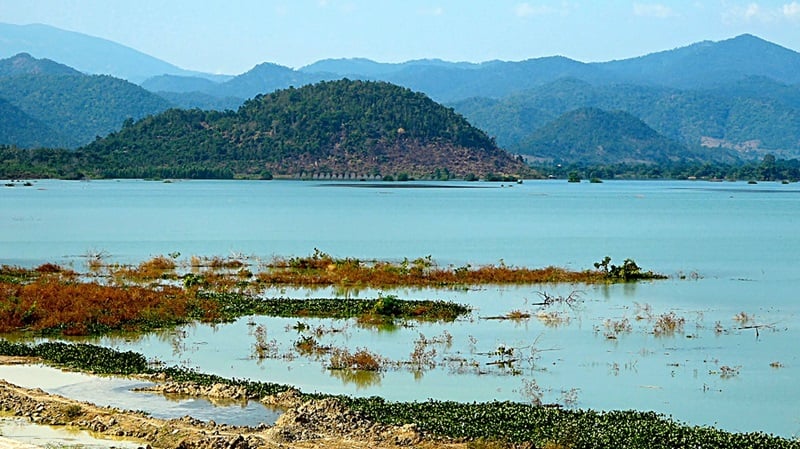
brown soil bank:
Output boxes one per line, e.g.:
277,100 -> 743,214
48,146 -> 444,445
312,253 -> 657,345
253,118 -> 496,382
0,376 -> 461,449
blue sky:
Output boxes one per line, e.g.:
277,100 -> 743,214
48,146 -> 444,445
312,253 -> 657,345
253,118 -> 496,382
1,0 -> 799,74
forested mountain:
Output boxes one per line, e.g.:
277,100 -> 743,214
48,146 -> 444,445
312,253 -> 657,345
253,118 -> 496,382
204,63 -> 336,99
299,58 -> 482,77
0,22 -> 228,83
145,34 -> 800,107
0,98 -> 68,149
140,74 -> 220,93
154,91 -> 244,112
452,78 -> 800,159
8,23 -> 796,98
0,52 -> 83,77
0,55 -> 173,148
512,107 -> 703,165
81,79 -> 527,179
596,34 -> 800,88
141,63 -> 334,110
0,75 -> 171,148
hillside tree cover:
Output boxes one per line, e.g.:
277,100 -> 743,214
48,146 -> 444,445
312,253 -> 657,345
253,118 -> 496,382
511,107 -> 696,165
453,78 -> 800,157
533,154 -> 800,182
0,73 -> 172,148
2,80 -> 528,180
81,79 -> 527,179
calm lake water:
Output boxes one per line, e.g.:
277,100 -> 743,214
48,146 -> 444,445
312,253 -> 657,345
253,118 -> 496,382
1,179 -> 799,437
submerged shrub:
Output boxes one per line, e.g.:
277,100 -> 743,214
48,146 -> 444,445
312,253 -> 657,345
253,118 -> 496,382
373,294 -> 401,316
594,256 -> 666,281
653,312 -> 685,336
329,347 -> 384,371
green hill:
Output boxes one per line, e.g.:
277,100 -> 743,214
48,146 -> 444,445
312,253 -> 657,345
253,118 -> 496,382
513,107 -> 695,165
81,79 -> 528,179
0,52 -> 83,77
0,71 -> 172,148
0,98 -> 68,149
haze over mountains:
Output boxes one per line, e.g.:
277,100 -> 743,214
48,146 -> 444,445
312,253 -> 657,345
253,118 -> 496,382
2,22 -> 800,166
0,23 -> 229,83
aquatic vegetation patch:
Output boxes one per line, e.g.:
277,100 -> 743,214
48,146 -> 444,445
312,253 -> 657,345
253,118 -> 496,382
198,291 -> 470,323
0,340 -> 149,374
339,397 -> 800,448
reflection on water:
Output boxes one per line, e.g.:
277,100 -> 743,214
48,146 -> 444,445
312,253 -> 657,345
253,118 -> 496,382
328,368 -> 383,389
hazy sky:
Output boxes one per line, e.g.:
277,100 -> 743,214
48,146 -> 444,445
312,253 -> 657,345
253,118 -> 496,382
2,0 -> 799,74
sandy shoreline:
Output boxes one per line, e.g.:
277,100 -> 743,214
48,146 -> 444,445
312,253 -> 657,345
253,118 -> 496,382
0,357 -> 459,449
0,437 -> 41,449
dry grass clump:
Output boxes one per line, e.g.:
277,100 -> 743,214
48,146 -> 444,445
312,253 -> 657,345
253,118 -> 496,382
733,311 -> 753,324
505,309 -> 532,320
328,347 -> 385,371
34,263 -> 65,274
252,324 -> 280,359
604,318 -> 632,339
112,256 -> 177,281
1,264 -> 76,282
294,335 -> 330,356
189,255 -> 247,270
535,310 -> 569,327
0,278 -> 209,335
653,312 -> 686,336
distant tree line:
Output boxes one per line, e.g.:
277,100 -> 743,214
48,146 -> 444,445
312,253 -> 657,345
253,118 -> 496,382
533,154 -> 800,182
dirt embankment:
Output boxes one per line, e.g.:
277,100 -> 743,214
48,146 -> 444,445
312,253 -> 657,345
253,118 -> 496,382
0,360 -> 461,449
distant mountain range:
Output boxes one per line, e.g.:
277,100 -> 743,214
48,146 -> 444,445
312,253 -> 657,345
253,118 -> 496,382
0,23 -> 230,83
453,77 -> 800,159
2,22 -> 800,166
139,33 -> 800,104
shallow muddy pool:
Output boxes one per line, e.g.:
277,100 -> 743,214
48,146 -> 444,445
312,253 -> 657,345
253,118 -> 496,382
0,365 -> 281,426
0,417 -> 143,449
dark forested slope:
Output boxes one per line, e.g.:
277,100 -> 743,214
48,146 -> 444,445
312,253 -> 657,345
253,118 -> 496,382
513,107 -> 696,164
82,79 -> 528,179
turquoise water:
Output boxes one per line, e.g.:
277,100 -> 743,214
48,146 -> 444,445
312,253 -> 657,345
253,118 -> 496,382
1,179 -> 799,436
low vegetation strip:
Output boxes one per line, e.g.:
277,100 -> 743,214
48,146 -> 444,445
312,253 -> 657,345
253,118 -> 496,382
0,265 -> 470,336
0,275 -> 211,335
0,341 -> 795,449
259,251 -> 666,287
0,253 -> 660,336
339,398 -> 800,449
202,291 -> 470,322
